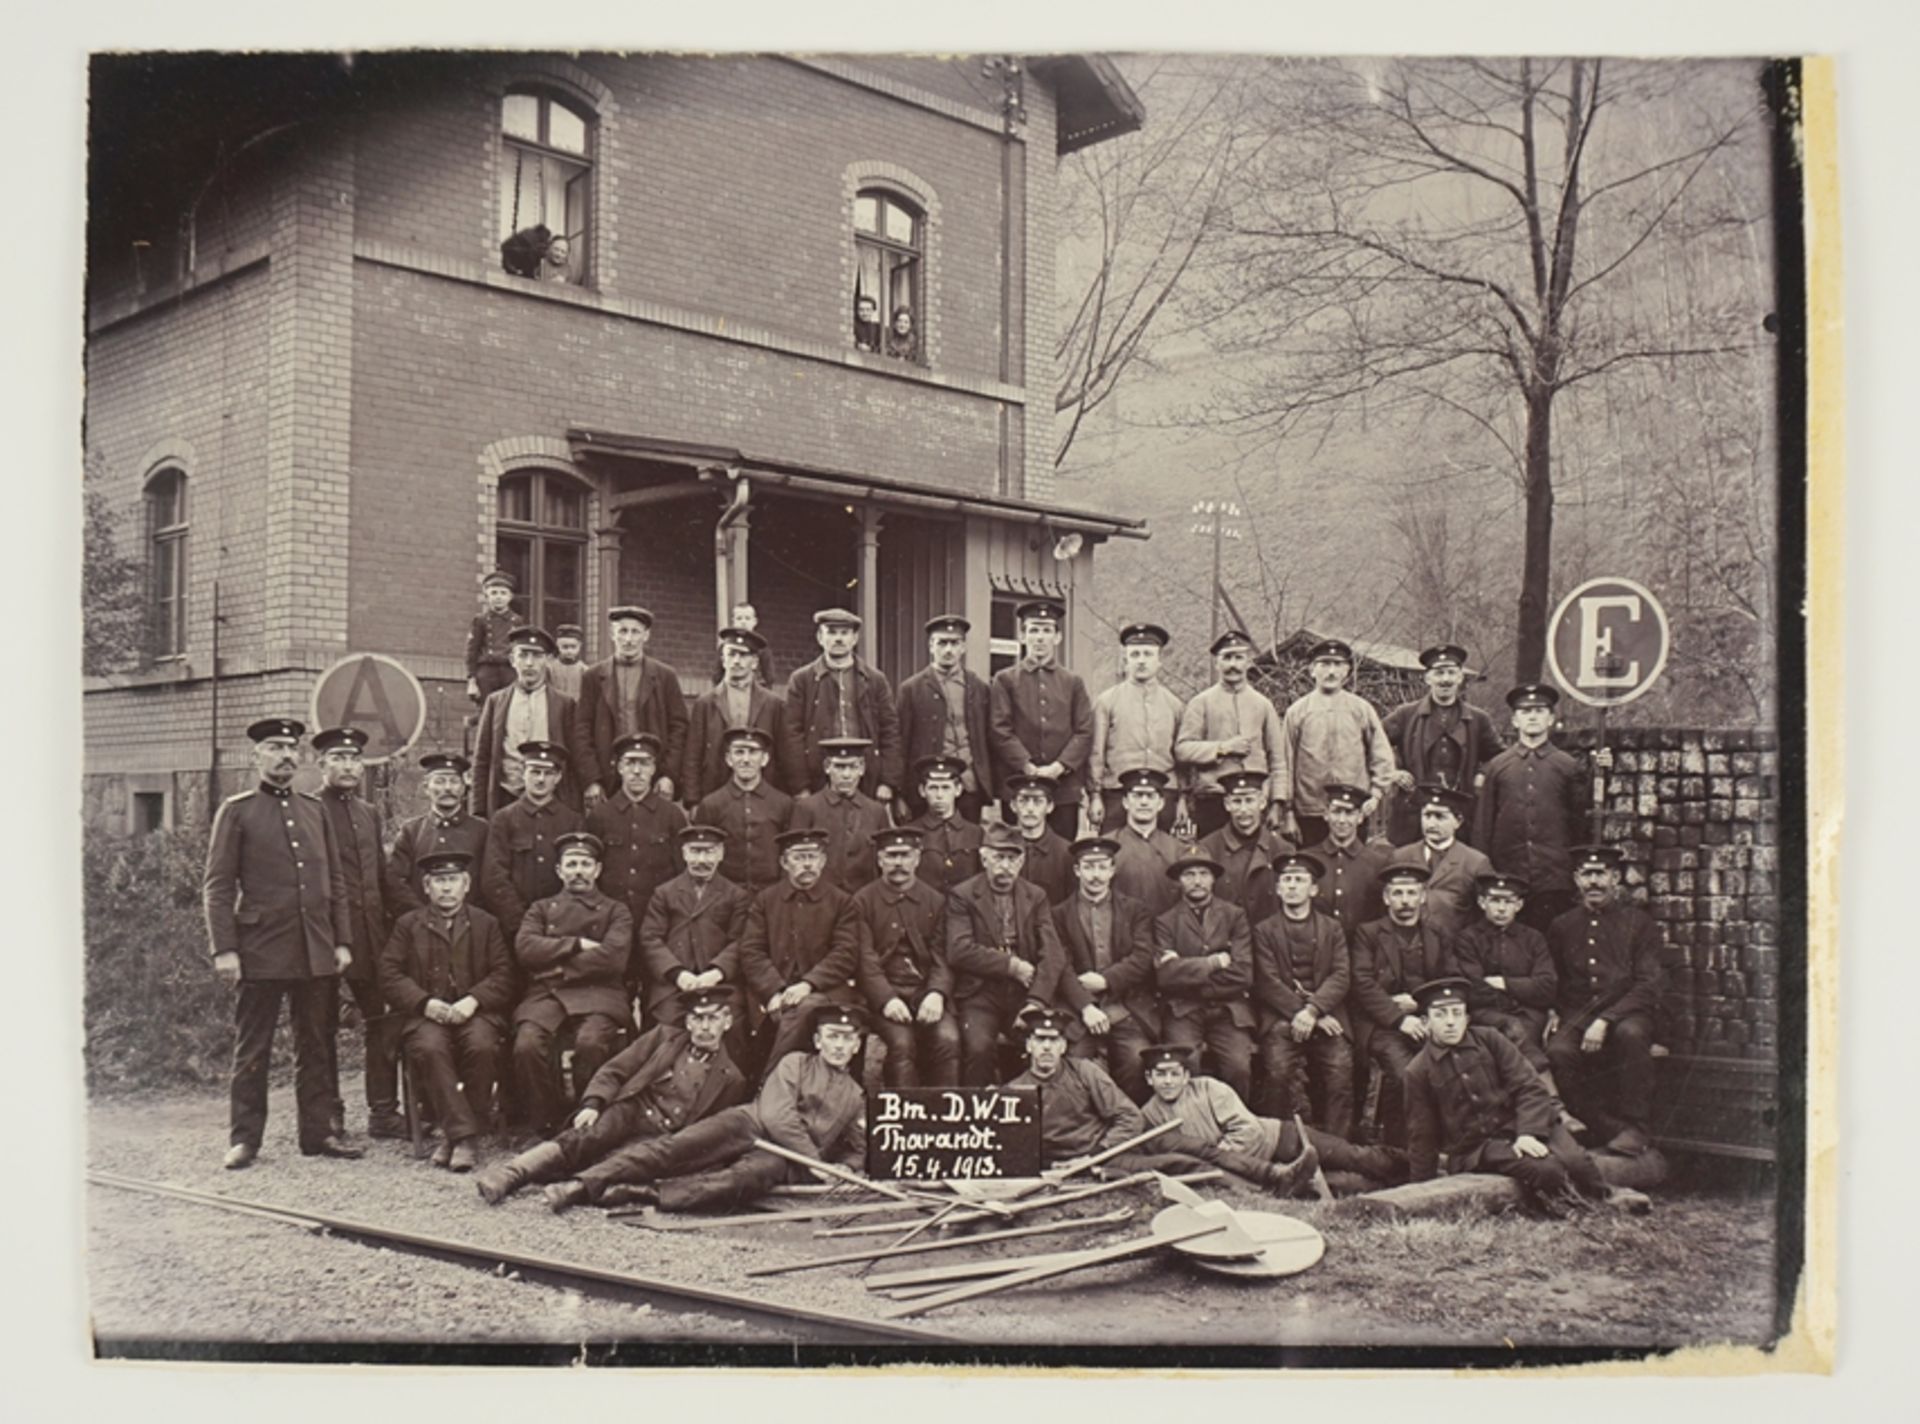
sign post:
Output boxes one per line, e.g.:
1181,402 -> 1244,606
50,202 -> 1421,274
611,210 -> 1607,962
1546,577 -> 1671,839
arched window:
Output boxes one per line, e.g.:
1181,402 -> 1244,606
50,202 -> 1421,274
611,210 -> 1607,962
498,87 -> 593,285
853,188 -> 922,361
495,470 -> 587,632
145,467 -> 187,659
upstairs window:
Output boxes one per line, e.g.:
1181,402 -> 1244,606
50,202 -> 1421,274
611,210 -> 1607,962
498,88 -> 592,285
495,470 -> 587,633
145,467 -> 187,660
853,188 -> 922,361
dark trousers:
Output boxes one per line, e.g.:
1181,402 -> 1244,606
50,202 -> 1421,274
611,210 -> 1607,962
1165,1007 -> 1253,1101
957,995 -> 1022,1086
229,977 -> 336,1152
1477,1006 -> 1552,1072
1546,1010 -> 1657,1140
1366,1025 -> 1422,1146
1477,1121 -> 1608,1207
1260,1024 -> 1355,1136
1097,790 -> 1178,835
1070,1016 -> 1156,1101
400,1016 -> 503,1143
873,1013 -> 963,1088
473,663 -> 513,701
511,1013 -> 625,1132
578,1102 -> 778,1207
542,1095 -> 679,1180
325,972 -> 401,1123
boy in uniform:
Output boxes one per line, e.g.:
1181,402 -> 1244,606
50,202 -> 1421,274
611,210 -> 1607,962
904,756 -> 982,898
465,571 -> 520,704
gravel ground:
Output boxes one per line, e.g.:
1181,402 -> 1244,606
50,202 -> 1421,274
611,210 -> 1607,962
86,1077 -> 1782,1355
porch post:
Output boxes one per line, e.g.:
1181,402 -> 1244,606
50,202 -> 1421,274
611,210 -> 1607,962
857,505 -> 883,664
593,522 -> 623,661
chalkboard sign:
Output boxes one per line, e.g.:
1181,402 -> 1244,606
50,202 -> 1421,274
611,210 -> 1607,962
866,1086 -> 1043,1181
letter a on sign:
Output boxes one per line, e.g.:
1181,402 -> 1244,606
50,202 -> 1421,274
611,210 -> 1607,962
310,653 -> 428,763
1547,578 -> 1670,709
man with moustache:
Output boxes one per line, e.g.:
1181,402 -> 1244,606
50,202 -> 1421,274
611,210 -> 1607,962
575,606 -> 689,810
895,614 -> 994,823
202,718 -> 359,1168
791,737 -> 892,893
947,823 -> 1067,1087
1175,630 -> 1286,841
786,607 -> 903,801
683,626 -> 800,801
1089,622 -> 1185,834
1152,854 -> 1257,1101
737,828 -> 863,1076
472,626 -> 582,817
1038,835 -> 1161,1101
636,825 -> 751,1036
1382,644 -> 1504,847
387,752 -> 490,915
852,826 -> 958,1088
1350,863 -> 1458,1145
585,732 -> 688,1002
989,598 -> 1095,841
1386,785 -> 1493,937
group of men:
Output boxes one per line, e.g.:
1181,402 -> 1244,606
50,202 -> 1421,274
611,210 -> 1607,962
201,588 -> 1657,1218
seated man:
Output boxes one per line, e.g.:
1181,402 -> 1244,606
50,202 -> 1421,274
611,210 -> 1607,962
510,831 -> 635,1135
905,756 -> 983,898
377,851 -> 518,1172
1004,1008 -> 1146,1168
1136,1044 -> 1405,1198
1545,845 -> 1666,1155
1152,854 -> 1256,1101
737,828 -> 862,1077
852,827 -> 959,1088
1197,770 -> 1294,929
1452,872 -> 1558,1078
1038,835 -> 1161,1101
1351,863 -> 1456,1146
473,988 -> 751,1210
1252,852 -> 1356,1134
1405,977 -> 1616,1217
791,737 -> 891,893
947,822 -> 1067,1086
583,1001 -> 873,1212
636,824 -> 750,1036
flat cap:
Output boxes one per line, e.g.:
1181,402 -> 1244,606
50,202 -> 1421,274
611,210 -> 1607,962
481,570 -> 516,591
417,850 -> 474,877
813,607 -> 862,628
554,623 -> 584,640
980,822 -> 1027,855
607,606 -> 654,627
554,831 -> 605,859
311,726 -> 369,755
247,717 -> 305,743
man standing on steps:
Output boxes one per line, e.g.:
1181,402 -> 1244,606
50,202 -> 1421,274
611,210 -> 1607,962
202,718 -> 361,1169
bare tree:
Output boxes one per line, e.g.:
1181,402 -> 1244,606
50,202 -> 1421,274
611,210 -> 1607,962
1192,58 -> 1768,680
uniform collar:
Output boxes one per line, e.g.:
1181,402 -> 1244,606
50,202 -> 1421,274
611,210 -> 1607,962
432,809 -> 469,828
259,781 -> 293,798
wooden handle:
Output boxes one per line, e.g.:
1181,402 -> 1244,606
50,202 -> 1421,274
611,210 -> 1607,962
1047,1116 -> 1184,1182
750,1207 -> 1135,1277
878,1222 -> 1223,1319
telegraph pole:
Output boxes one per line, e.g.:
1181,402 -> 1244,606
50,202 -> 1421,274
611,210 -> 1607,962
1189,500 -> 1242,641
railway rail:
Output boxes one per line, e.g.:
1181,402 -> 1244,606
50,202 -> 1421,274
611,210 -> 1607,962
86,1169 -> 964,1347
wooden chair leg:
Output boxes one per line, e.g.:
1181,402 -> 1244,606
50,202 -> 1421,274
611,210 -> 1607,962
399,1053 -> 428,1159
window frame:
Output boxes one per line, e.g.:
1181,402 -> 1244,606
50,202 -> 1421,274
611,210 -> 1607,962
494,469 -> 590,635
852,186 -> 925,362
144,467 -> 188,662
498,86 -> 596,287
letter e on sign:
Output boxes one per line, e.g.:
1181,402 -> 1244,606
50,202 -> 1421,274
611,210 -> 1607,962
310,654 -> 427,763
1546,578 -> 1670,709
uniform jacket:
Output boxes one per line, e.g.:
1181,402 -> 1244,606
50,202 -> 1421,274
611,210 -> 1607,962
1405,1024 -> 1555,1180
574,655 -> 691,797
946,873 -> 1066,1008
693,779 -> 793,892
1142,1075 -> 1283,1164
465,606 -> 519,676
988,660 -> 1096,800
578,1021 -> 750,1120
1351,916 -> 1457,1031
1308,835 -> 1391,940
784,656 -> 904,795
907,813 -> 982,898
1197,822 -> 1296,930
636,872 -> 750,1022
479,796 -> 584,940
1380,695 -> 1505,846
1453,919 -> 1558,1016
750,1051 -> 868,1170
895,665 -> 996,803
587,788 -> 688,928
1040,891 -> 1161,1033
1152,898 -> 1256,1027
1473,742 -> 1588,893
1006,1057 -> 1144,1164
512,886 -> 635,1027
1016,827 -> 1076,905
319,788 -> 401,979
1089,678 -> 1185,791
1547,899 -> 1666,1029
203,784 -> 354,980
682,682 -> 802,802
850,876 -> 952,1007
1111,824 -> 1185,918
1277,688 -> 1397,817
387,809 -> 490,917
1388,839 -> 1495,938
1251,906 -> 1352,1033
737,879 -> 862,1011
791,787 -> 892,893
471,683 -> 583,817
377,903 -> 518,1027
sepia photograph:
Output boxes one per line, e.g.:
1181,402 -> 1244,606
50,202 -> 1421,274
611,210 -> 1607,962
71,35 -> 1824,1372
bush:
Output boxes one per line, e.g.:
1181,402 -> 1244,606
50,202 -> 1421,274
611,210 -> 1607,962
83,825 -> 240,1092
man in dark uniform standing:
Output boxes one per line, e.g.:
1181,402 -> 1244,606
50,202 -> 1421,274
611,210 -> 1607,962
378,850 -> 517,1171
895,614 -> 994,823
387,752 -> 490,915
586,732 -> 688,1002
989,597 -> 1094,840
904,756 -> 982,898
465,570 -> 520,704
510,830 -> 635,1134
852,826 -> 958,1087
1545,845 -> 1666,1155
791,737 -> 892,893
693,726 -> 794,894
1307,783 -> 1391,941
1381,644 -> 1504,847
479,740 -> 583,943
312,725 -> 406,1140
202,718 -> 360,1168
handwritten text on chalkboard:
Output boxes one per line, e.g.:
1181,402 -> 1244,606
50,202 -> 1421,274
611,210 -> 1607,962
866,1087 -> 1042,1180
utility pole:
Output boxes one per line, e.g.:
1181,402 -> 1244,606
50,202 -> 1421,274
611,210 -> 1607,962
1189,500 -> 1242,642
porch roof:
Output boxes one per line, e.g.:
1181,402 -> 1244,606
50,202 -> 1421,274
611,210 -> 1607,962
566,428 -> 1150,540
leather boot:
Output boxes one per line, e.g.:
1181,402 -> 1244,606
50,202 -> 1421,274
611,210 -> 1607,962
543,1179 -> 589,1213
1264,1138 -> 1322,1199
474,1140 -> 566,1205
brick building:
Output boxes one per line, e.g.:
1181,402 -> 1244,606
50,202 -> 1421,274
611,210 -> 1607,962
83,52 -> 1147,830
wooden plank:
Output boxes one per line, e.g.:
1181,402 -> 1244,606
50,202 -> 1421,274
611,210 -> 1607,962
615,1199 -> 934,1229
878,1222 -> 1224,1319
866,1249 -> 1097,1291
747,1207 -> 1135,1277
